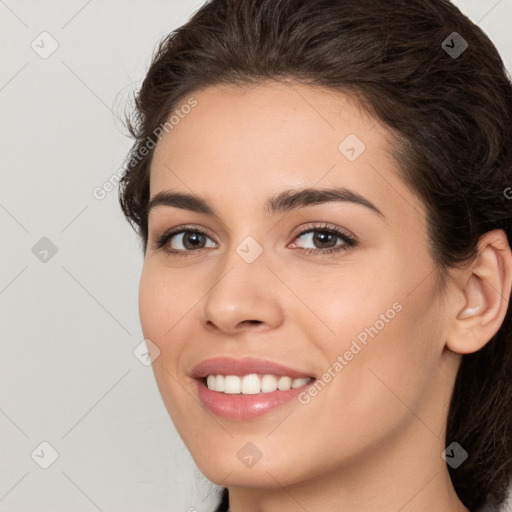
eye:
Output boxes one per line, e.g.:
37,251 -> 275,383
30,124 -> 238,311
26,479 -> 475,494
154,226 -> 215,257
289,223 -> 357,255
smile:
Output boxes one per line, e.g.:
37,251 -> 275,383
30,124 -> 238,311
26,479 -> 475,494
194,376 -> 316,420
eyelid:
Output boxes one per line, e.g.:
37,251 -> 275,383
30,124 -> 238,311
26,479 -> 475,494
289,222 -> 356,242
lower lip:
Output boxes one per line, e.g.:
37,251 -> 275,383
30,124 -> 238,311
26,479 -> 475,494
194,378 -> 313,420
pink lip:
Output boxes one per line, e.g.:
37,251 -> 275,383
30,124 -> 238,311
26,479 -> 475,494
194,378 -> 313,420
191,357 -> 315,420
191,356 -> 314,379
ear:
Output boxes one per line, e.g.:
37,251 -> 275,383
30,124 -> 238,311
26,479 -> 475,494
445,229 -> 512,354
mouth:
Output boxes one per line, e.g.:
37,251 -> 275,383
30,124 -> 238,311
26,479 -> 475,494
194,375 -> 316,420
190,357 -> 317,420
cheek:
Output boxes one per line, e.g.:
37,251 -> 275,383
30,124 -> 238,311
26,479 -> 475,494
138,262 -> 193,342
138,262 -> 194,414
304,258 -> 403,348
138,262 -> 192,386
290,284 -> 441,469
312,250 -> 441,401
138,264 -> 164,340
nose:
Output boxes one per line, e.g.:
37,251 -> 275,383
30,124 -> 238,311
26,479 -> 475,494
200,251 -> 285,335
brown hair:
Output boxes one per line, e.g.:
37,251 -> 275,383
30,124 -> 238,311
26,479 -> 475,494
118,0 -> 512,510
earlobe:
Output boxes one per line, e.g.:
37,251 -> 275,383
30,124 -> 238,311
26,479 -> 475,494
446,229 -> 512,355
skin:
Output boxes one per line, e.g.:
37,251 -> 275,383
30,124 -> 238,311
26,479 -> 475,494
138,80 -> 512,512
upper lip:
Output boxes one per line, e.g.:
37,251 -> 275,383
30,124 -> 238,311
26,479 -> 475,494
191,357 -> 315,379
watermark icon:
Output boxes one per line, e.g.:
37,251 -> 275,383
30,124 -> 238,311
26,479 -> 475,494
504,187 -> 512,200
338,133 -> 366,162
442,32 -> 468,59
237,442 -> 262,468
31,441 -> 59,469
133,338 -> 161,366
442,442 -> 468,469
32,237 -> 58,263
31,31 -> 59,59
236,236 -> 263,264
298,301 -> 403,405
92,96 -> 198,201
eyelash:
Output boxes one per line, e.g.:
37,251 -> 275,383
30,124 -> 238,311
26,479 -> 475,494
153,223 -> 357,258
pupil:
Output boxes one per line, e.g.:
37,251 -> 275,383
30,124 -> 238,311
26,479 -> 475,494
184,232 -> 204,250
314,231 -> 335,248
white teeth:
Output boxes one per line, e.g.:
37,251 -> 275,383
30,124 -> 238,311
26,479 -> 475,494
277,376 -> 292,390
224,375 -> 241,394
291,377 -> 311,389
261,374 -> 278,393
214,375 -> 225,392
205,374 -> 313,394
241,374 -> 261,394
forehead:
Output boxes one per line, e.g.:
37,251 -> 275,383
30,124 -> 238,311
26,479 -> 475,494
152,80 -> 369,176
149,80 -> 425,223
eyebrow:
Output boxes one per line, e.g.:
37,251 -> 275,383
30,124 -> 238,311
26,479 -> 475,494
146,186 -> 384,218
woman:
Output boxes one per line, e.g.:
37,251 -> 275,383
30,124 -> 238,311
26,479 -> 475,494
118,0 -> 512,510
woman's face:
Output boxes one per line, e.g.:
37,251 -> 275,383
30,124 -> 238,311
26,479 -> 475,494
139,81 -> 459,489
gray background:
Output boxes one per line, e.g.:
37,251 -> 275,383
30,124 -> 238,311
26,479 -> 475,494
1,1 -> 511,511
